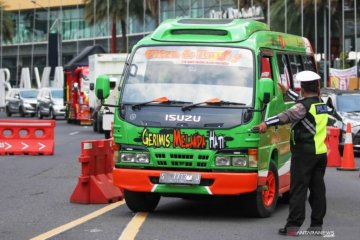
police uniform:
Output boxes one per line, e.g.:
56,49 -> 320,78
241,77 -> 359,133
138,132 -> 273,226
264,71 -> 328,235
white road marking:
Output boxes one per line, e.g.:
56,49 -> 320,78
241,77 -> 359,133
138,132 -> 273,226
69,131 -> 79,136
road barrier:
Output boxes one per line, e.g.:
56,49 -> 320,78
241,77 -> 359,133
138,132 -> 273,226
0,120 -> 55,155
325,127 -> 341,167
70,138 -> 123,204
337,123 -> 359,171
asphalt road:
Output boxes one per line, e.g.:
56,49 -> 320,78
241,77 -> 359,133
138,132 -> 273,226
0,111 -> 360,240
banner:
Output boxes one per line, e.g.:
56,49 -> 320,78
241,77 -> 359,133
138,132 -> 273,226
329,66 -> 357,90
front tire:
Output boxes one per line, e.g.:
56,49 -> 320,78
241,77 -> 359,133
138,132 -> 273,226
37,109 -> 43,119
6,106 -> 11,117
124,190 -> 160,212
50,108 -> 56,120
248,161 -> 279,217
19,106 -> 25,117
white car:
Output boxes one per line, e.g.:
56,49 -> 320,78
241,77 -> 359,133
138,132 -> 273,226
321,88 -> 360,153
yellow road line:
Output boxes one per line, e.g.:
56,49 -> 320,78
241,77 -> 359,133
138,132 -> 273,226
118,212 -> 149,240
30,200 -> 125,240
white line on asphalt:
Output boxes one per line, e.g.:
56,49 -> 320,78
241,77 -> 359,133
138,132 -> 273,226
69,131 -> 79,136
30,200 -> 125,240
118,212 -> 149,240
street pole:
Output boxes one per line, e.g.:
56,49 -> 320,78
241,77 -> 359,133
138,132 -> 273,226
315,0 -> 317,55
355,0 -> 358,79
0,8 -> 3,69
284,0 -> 287,33
324,6 -> 327,88
342,0 -> 345,69
31,6 -> 36,83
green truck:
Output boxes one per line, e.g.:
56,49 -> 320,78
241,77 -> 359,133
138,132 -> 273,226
95,18 -> 318,217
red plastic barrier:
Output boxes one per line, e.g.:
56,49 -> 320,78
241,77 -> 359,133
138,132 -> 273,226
325,127 -> 341,167
70,138 -> 123,204
0,120 -> 55,155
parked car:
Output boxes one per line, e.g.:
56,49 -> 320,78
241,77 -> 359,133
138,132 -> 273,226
321,88 -> 360,152
5,88 -> 38,117
36,87 -> 65,119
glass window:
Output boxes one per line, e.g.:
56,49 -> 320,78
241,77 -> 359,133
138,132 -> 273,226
51,89 -> 63,99
288,55 -> 304,89
123,46 -> 254,106
337,94 -> 360,112
302,56 -> 316,71
277,54 -> 292,88
20,90 -> 38,98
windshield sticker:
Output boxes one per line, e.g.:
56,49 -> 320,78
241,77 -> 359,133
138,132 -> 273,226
144,48 -> 242,66
139,129 -> 229,150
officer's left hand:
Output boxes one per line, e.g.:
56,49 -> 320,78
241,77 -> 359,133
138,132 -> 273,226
257,122 -> 268,133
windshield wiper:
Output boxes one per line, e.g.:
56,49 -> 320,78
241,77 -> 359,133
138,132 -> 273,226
182,98 -> 246,111
132,97 -> 191,110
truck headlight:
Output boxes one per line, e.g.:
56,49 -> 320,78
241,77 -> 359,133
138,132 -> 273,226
120,153 -> 150,164
120,153 -> 136,162
232,157 -> 248,167
215,156 -> 231,166
136,153 -> 149,163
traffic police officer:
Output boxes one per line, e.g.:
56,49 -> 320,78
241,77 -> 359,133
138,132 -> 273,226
257,70 -> 328,236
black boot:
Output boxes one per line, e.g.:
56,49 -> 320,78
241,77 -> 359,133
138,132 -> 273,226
278,226 -> 299,236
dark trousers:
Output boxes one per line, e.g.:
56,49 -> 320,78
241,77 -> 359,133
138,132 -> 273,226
286,153 -> 327,227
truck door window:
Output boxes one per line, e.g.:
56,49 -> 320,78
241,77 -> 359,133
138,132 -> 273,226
288,55 -> 304,90
302,55 -> 316,72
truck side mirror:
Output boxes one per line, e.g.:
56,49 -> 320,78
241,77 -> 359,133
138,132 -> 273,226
95,75 -> 110,100
258,78 -> 274,104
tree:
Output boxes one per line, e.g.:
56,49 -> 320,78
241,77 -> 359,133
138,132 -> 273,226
0,1 -> 14,43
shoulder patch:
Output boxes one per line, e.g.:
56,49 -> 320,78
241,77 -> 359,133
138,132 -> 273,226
315,104 -> 328,114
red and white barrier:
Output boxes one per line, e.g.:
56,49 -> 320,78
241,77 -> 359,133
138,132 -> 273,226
70,138 -> 123,204
0,120 -> 55,155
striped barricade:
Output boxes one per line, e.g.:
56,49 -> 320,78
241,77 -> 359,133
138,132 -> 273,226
0,119 -> 55,155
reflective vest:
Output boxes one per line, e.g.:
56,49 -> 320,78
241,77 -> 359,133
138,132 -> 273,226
291,97 -> 328,155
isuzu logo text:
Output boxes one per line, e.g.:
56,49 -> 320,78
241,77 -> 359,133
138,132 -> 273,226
165,114 -> 201,122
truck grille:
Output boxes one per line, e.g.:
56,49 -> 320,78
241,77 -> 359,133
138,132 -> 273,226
154,152 -> 210,168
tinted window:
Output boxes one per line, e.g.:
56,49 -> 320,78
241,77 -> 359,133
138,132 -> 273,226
288,55 -> 304,89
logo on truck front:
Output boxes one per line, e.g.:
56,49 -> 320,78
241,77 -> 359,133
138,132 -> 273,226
165,114 -> 201,122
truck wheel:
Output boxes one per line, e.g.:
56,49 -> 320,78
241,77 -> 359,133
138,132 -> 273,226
93,112 -> 98,132
6,106 -> 11,117
104,131 -> 111,139
124,190 -> 160,212
97,118 -> 104,133
247,161 -> 279,217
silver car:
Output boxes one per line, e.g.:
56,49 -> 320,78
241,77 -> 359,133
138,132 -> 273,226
321,88 -> 360,153
5,88 -> 38,117
36,87 -> 65,119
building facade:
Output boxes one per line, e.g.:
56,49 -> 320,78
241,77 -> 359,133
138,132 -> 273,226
0,0 -> 359,85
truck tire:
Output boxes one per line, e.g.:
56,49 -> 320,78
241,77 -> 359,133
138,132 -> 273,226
124,190 -> 160,212
97,116 -> 104,133
92,112 -> 98,132
104,130 -> 111,139
247,161 -> 279,217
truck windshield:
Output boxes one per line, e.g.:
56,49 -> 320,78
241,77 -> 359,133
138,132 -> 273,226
122,46 -> 254,106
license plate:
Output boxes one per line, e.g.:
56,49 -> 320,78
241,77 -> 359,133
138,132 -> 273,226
159,172 -> 201,185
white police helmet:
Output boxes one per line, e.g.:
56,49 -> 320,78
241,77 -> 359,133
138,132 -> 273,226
295,70 -> 321,82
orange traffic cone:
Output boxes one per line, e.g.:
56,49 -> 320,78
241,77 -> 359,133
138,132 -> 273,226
337,123 -> 359,171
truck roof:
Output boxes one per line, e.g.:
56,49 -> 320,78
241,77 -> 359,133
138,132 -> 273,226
149,18 -> 269,43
